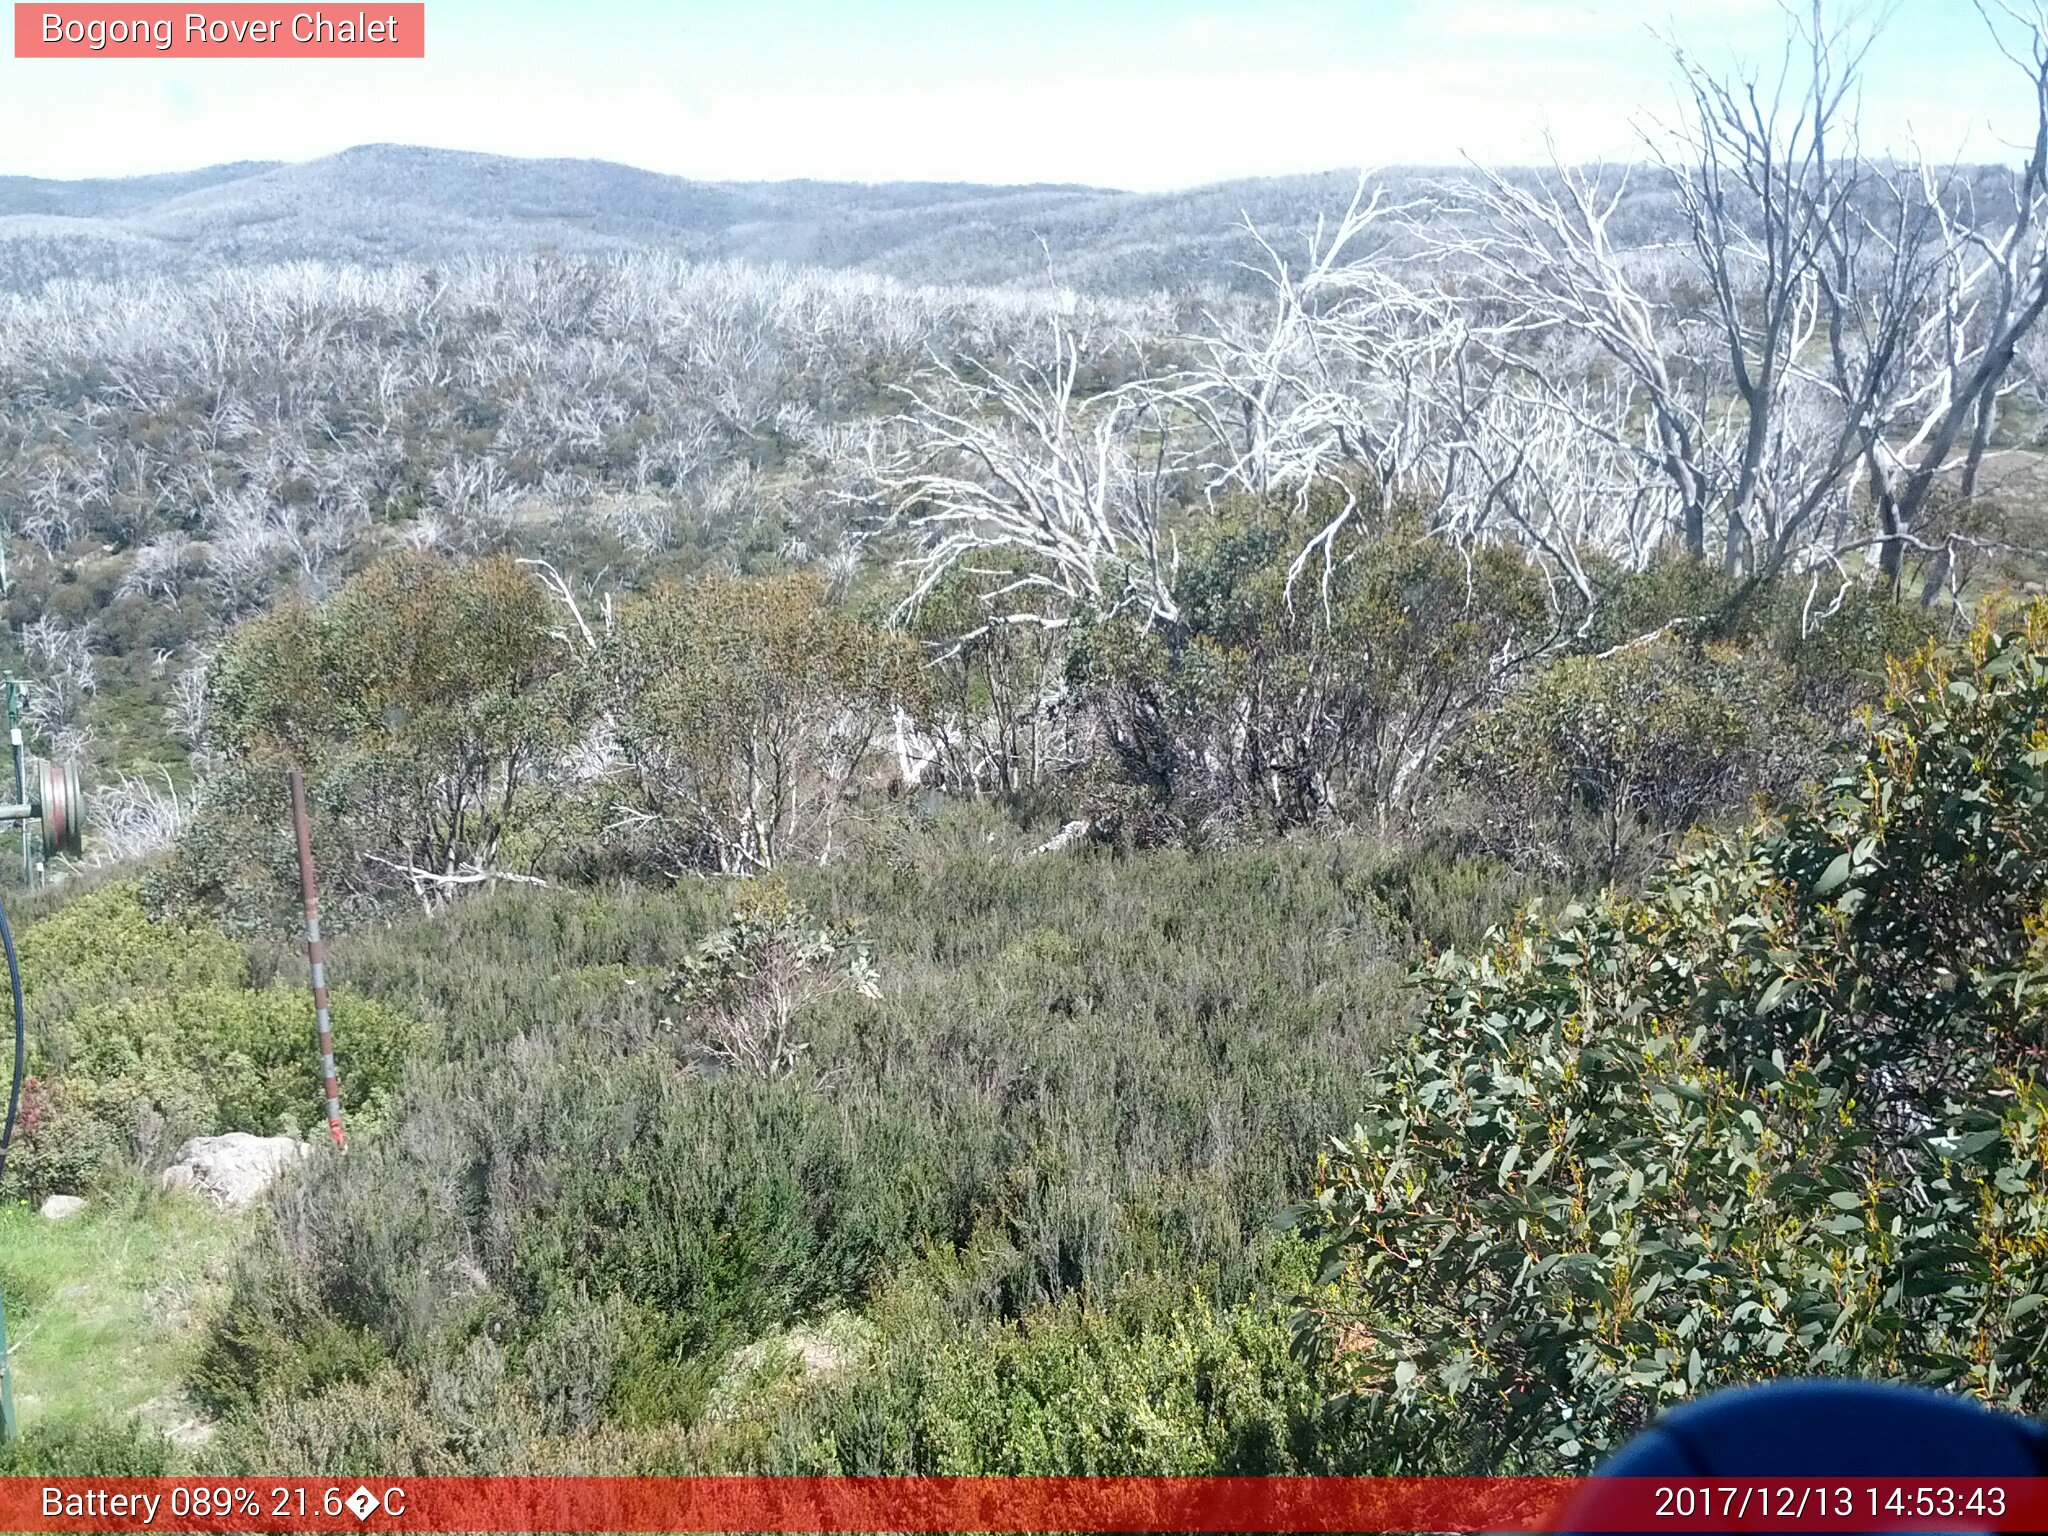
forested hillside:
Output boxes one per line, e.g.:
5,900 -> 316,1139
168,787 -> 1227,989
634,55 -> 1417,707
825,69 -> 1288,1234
1,1 -> 2047,1481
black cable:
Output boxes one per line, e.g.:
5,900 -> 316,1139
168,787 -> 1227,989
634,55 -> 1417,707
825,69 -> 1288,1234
0,896 -> 24,1187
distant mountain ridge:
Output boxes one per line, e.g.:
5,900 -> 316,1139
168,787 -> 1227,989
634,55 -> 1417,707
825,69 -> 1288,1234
0,143 -> 1405,293
0,144 -> 2017,298
0,159 -> 283,219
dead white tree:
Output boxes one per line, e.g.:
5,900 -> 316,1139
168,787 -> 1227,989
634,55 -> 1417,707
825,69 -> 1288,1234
876,319 -> 1183,631
1165,179 -> 1489,598
167,656 -> 210,756
1877,0 -> 2048,598
17,616 -> 96,766
517,557 -> 602,651
82,770 -> 187,867
1172,182 -> 1432,496
362,855 -> 550,909
1436,377 -> 1675,620
1446,154 -> 1721,565
1443,3 -> 2048,595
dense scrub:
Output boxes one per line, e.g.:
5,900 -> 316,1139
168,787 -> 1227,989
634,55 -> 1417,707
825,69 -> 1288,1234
1443,568 -> 1946,883
1068,504 -> 1551,838
150,593 -> 2038,1475
181,813 -> 1558,1470
148,515 -> 1929,933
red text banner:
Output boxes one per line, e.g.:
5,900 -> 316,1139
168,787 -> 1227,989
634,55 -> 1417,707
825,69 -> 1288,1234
15,5 -> 424,58
6,1477 -> 2048,1532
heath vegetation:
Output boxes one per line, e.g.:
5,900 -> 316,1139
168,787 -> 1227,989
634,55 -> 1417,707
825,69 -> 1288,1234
0,0 -> 2046,1480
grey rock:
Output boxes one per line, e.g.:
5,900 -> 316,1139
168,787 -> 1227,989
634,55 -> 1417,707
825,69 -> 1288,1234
159,1132 -> 310,1210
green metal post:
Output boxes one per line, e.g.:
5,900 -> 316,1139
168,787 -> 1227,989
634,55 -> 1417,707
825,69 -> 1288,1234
5,683 -> 24,888
0,1286 -> 15,1441
2,681 -> 23,1439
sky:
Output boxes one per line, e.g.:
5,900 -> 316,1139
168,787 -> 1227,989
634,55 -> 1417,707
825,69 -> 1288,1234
0,0 -> 2025,189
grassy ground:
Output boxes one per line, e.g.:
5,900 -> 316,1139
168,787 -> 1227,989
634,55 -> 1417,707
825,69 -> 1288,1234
0,1192 -> 241,1441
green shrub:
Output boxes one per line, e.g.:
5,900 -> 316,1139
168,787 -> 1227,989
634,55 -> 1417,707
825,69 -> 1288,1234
193,1041 -> 958,1418
1,1076 -> 123,1204
1302,600 -> 2048,1471
3,883 -> 252,1199
676,1248 -> 1357,1475
828,1287 -> 1329,1474
194,1276 -> 395,1419
1355,839 -> 1566,954
595,571 -> 920,874
662,888 -> 879,1077
1580,556 -> 1944,723
1775,583 -> 1946,722
152,552 -> 578,928
1069,493 -> 1549,840
52,986 -> 426,1153
0,1419 -> 174,1475
201,1351 -> 552,1476
1456,639 -> 1820,884
898,565 -> 1067,797
19,883 -> 246,1013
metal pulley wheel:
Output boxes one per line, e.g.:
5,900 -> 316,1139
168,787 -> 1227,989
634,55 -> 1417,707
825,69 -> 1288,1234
31,759 -> 82,858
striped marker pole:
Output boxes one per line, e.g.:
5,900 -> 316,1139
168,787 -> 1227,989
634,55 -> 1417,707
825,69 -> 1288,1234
289,767 -> 346,1150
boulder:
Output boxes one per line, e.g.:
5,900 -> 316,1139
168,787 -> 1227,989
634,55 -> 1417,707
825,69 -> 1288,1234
160,1133 -> 311,1210
37,1193 -> 85,1221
